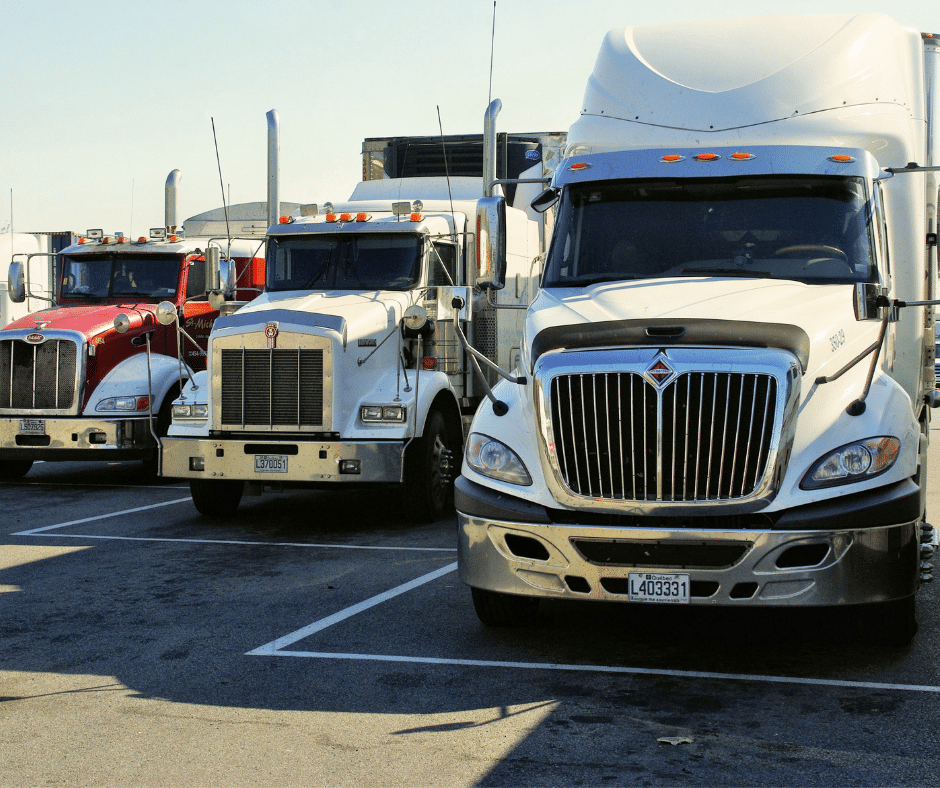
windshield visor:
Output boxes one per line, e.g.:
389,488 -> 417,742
267,235 -> 422,292
60,253 -> 182,299
543,176 -> 877,287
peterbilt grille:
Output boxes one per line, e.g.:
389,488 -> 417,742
549,371 -> 776,502
0,338 -> 78,410
220,348 -> 324,428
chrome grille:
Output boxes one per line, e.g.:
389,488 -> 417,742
0,338 -> 78,410
220,348 -> 324,428
549,371 -> 776,502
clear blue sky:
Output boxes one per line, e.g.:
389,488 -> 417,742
1,0 -> 936,235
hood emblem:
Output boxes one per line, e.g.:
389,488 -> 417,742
33,320 -> 49,330
264,323 -> 279,349
644,354 -> 676,388
25,333 -> 45,344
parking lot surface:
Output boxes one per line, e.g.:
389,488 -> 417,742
3,433 -> 940,787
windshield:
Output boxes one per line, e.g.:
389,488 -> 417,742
60,253 -> 182,299
267,235 -> 422,292
543,176 -> 878,287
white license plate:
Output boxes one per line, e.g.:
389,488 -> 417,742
628,572 -> 690,604
254,455 -> 288,473
19,419 -> 45,435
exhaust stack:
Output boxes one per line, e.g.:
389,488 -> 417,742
165,169 -> 182,233
483,99 -> 502,198
267,110 -> 280,228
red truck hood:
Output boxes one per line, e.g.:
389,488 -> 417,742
4,301 -> 158,338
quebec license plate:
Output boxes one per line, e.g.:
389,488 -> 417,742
254,454 -> 288,473
628,572 -> 690,604
18,419 -> 45,435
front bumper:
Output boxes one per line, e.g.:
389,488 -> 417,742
456,477 -> 921,607
161,435 -> 405,483
0,416 -> 155,461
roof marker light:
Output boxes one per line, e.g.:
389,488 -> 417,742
730,152 -> 755,161
168,235 -> 179,242
694,153 -> 721,161
137,237 -> 147,243
325,213 -> 338,223
356,212 -> 371,222
339,213 -> 354,223
660,154 -> 685,163
279,215 -> 292,224
410,212 -> 423,222
829,154 -> 856,163
569,162 -> 591,171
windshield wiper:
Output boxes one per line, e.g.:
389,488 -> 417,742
678,267 -> 774,279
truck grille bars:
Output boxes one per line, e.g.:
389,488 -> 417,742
220,348 -> 324,429
0,338 -> 78,411
548,371 -> 777,502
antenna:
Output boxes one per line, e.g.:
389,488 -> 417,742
436,105 -> 456,241
488,1 -> 497,109
129,178 -> 135,238
211,117 -> 232,250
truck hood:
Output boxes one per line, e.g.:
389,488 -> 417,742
3,302 -> 157,339
235,290 -> 415,338
527,278 -> 874,381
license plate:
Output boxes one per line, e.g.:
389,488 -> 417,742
628,572 -> 690,604
18,419 -> 45,435
254,455 -> 288,473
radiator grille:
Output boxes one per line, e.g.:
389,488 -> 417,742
0,338 -> 78,410
549,371 -> 776,502
220,348 -> 324,428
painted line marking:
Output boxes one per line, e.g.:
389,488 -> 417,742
248,563 -> 940,695
247,562 -> 459,654
11,498 -> 193,534
11,499 -> 455,553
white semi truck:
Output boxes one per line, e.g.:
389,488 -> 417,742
457,15 -> 940,644
160,113 -> 565,520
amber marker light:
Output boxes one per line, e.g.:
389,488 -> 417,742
356,213 -> 370,222
340,213 -> 354,222
730,152 -> 755,161
410,212 -> 423,222
325,213 -> 338,222
694,153 -> 720,161
137,237 -> 147,243
278,215 -> 292,224
569,162 -> 591,171
829,154 -> 855,163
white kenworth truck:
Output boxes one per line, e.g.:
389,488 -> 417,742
160,116 -> 565,520
457,14 -> 940,644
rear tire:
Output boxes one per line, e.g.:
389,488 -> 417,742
403,409 -> 456,522
0,460 -> 33,481
190,478 -> 244,518
471,587 -> 540,627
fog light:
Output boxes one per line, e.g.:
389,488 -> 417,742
189,457 -> 205,471
339,459 -> 361,474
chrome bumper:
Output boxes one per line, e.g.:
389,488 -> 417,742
0,416 -> 154,461
161,435 -> 405,483
456,478 -> 921,608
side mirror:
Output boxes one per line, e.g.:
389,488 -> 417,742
530,187 -> 560,214
219,259 -> 236,299
854,283 -> 887,321
476,195 -> 507,290
155,301 -> 178,326
204,246 -> 221,292
7,261 -> 25,304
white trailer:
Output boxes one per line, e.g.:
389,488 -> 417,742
457,14 -> 940,645
1,231 -> 74,327
160,111 -> 565,520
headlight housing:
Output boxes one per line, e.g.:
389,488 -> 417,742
465,432 -> 532,486
172,403 -> 209,421
96,396 -> 150,412
800,436 -> 901,490
361,404 -> 406,423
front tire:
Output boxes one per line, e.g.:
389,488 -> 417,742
190,478 -> 244,518
856,596 -> 918,647
0,460 -> 33,481
403,409 -> 456,522
471,587 -> 540,627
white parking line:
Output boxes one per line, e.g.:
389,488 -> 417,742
12,498 -> 193,534
248,563 -> 940,695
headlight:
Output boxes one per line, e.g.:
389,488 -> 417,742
466,432 -> 532,486
800,437 -> 900,490
361,404 -> 406,423
172,403 -> 209,420
96,396 -> 150,412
